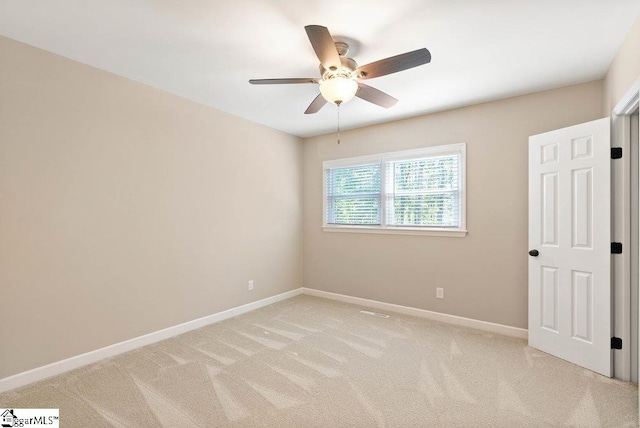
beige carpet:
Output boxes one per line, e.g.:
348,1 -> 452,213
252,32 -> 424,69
0,295 -> 637,427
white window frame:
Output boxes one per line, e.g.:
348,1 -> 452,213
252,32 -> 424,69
322,143 -> 467,237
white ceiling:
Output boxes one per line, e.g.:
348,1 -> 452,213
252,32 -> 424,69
1,1 -> 639,138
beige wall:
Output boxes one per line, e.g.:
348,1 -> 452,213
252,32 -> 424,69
3,17 -> 633,379
303,81 -> 604,329
604,16 -> 640,112
0,36 -> 303,379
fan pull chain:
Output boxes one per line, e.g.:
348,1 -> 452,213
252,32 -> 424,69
337,103 -> 341,144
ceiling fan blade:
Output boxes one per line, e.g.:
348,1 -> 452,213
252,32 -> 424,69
249,78 -> 319,85
304,25 -> 342,71
304,93 -> 328,114
356,83 -> 398,108
355,48 -> 431,80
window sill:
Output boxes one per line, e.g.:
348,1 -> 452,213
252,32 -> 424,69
322,226 -> 468,237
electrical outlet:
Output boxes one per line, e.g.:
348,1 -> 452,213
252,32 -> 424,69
248,280 -> 254,291
436,287 -> 444,299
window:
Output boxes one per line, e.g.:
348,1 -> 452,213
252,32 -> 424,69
323,144 -> 466,237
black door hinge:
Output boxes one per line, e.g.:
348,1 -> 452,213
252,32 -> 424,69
611,337 -> 623,349
611,242 -> 623,254
611,147 -> 623,159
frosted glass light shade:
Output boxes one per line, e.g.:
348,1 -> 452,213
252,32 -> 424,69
319,77 -> 358,105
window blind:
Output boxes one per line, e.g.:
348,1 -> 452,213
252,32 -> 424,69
323,143 -> 466,233
386,155 -> 460,227
325,163 -> 381,225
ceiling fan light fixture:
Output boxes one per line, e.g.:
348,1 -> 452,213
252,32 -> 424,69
249,25 -> 431,114
319,77 -> 358,105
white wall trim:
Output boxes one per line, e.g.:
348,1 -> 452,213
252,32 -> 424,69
611,76 -> 640,382
302,287 -> 528,339
0,288 -> 303,394
613,77 -> 640,115
322,226 -> 468,237
0,286 -> 529,394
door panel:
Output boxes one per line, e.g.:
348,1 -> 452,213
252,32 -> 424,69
571,168 -> 592,248
541,266 -> 559,332
571,270 -> 592,343
542,173 -> 558,245
529,117 -> 611,376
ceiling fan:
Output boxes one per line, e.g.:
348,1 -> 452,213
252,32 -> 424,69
249,25 -> 431,114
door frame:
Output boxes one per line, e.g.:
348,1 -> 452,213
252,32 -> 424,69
611,77 -> 640,381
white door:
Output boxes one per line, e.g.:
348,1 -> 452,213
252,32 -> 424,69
529,118 -> 611,376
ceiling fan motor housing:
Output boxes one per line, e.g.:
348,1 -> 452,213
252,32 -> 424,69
320,56 -> 358,80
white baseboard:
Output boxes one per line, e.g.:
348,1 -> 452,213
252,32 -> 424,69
1,286 -> 527,394
0,288 -> 303,394
302,288 -> 528,340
